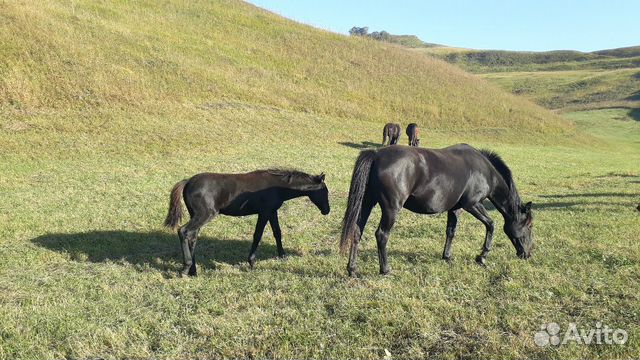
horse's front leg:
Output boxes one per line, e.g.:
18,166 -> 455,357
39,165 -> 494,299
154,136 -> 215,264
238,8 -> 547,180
248,213 -> 269,268
465,203 -> 494,266
269,211 -> 285,258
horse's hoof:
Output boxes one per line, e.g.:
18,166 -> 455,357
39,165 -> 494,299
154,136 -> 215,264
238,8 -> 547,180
475,255 -> 487,266
248,258 -> 256,269
380,269 -> 391,276
442,256 -> 453,263
347,269 -> 356,277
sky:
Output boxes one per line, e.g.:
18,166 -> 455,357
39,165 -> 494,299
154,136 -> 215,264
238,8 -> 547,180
247,0 -> 640,52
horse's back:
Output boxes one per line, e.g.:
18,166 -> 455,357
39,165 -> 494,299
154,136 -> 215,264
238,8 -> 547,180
183,171 -> 275,212
383,123 -> 400,136
372,144 -> 495,213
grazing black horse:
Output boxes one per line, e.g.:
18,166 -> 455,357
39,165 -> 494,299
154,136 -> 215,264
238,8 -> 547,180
164,169 -> 330,276
382,123 -> 401,145
406,123 -> 420,147
340,144 -> 533,276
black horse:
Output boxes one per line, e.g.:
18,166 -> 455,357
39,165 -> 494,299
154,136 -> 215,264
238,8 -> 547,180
340,144 -> 533,276
382,123 -> 401,145
406,123 -> 420,147
164,169 -> 330,276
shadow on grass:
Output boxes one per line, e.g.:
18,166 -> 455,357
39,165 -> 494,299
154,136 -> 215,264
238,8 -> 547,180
31,231 -> 299,275
339,141 -> 383,149
628,108 -> 640,121
539,192 -> 639,199
625,87 -> 640,100
595,172 -> 639,179
535,192 -> 639,210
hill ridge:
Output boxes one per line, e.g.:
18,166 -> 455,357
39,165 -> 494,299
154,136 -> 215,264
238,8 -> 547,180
0,0 -> 571,139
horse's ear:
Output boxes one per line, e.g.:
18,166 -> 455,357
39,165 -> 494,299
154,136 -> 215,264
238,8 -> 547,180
317,173 -> 325,183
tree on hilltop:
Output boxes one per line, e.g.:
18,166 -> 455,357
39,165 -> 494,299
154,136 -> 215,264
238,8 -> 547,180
349,26 -> 369,37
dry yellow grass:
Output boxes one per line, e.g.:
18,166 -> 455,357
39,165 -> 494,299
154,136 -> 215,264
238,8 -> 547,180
0,0 -> 571,139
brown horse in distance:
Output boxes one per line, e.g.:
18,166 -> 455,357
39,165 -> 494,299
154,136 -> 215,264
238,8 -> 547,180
382,123 -> 401,145
406,123 -> 420,147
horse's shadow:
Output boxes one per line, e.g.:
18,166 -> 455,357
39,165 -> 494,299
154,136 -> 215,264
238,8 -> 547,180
31,231 -> 298,275
338,141 -> 383,149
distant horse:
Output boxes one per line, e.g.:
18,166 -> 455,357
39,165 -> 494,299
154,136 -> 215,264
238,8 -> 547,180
406,123 -> 420,147
165,169 -> 330,276
382,123 -> 401,145
340,144 -> 533,276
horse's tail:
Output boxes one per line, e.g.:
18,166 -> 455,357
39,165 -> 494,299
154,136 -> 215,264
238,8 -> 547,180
164,179 -> 188,230
340,149 -> 377,254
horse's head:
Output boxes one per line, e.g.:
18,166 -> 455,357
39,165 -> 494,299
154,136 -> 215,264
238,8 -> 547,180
504,201 -> 534,259
307,173 -> 330,215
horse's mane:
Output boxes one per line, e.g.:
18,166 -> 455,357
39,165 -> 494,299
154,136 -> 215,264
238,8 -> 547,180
479,149 -> 520,212
264,168 -> 316,183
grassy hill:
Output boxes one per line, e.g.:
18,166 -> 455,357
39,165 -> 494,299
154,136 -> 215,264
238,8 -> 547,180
423,46 -> 640,73
0,0 -> 571,145
2,1 -> 639,359
418,46 -> 640,110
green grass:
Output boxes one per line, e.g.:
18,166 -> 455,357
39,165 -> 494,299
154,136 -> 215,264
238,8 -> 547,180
1,107 -> 639,359
420,47 -> 640,73
0,0 -> 569,136
417,46 -> 640,111
480,68 -> 640,110
1,1 -> 639,359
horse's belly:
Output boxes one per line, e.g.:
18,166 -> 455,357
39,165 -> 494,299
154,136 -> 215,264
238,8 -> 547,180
219,198 -> 260,216
403,196 -> 453,214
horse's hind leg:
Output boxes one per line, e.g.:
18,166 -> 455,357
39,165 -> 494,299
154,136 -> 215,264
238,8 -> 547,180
464,202 -> 494,266
375,202 -> 400,275
442,209 -> 462,262
178,211 -> 215,277
347,195 -> 376,277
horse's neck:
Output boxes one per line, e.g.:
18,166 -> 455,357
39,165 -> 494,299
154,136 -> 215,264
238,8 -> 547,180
279,186 -> 308,200
489,178 -> 520,220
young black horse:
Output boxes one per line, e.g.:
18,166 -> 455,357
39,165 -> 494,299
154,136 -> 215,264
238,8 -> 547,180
165,169 -> 330,276
382,123 -> 401,145
406,123 -> 420,147
340,144 -> 533,276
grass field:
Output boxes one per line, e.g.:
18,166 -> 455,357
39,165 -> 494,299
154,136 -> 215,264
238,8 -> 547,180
1,1 -> 639,359
1,107 -> 638,359
0,0 -> 568,135
481,69 -> 640,110
418,47 -> 640,111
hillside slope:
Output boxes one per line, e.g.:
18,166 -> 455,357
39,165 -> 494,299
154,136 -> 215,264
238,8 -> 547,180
422,46 -> 640,73
419,46 -> 640,110
0,0 -> 571,147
